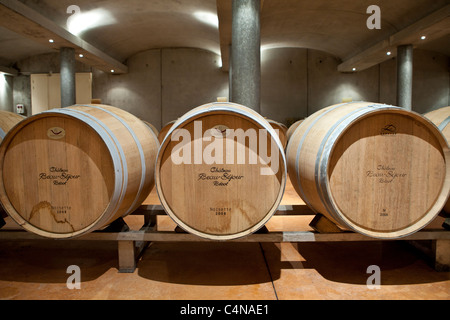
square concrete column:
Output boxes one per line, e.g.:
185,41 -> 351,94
230,0 -> 261,112
397,45 -> 413,110
60,47 -> 76,108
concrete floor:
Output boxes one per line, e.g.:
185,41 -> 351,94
0,180 -> 449,300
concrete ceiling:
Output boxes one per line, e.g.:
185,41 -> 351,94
0,0 -> 449,74
0,25 -> 52,66
16,0 -> 221,61
219,0 -> 450,71
261,0 -> 449,59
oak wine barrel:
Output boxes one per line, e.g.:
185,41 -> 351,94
424,106 -> 450,215
158,120 -> 176,144
0,104 -> 159,238
0,110 -> 25,222
143,120 -> 160,137
286,119 -> 303,142
286,101 -> 450,239
156,102 -> 287,240
267,119 -> 288,149
0,111 -> 24,143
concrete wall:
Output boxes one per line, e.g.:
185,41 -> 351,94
9,47 -> 450,128
412,50 -> 450,114
93,48 -> 228,129
11,52 -> 91,116
261,48 -> 308,123
0,74 -> 13,112
261,48 -> 450,124
12,75 -> 31,115
15,53 -> 91,74
11,48 -> 229,129
306,49 -> 380,115
161,48 -> 228,124
92,49 -> 162,127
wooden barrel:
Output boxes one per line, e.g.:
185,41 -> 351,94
286,119 -> 303,142
143,120 -> 160,137
424,106 -> 450,140
0,110 -> 24,223
156,102 -> 287,240
0,111 -> 24,142
424,106 -> 450,214
266,120 -> 288,149
286,101 -> 450,239
0,104 -> 159,238
158,120 -> 176,144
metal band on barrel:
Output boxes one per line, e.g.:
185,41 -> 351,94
438,116 -> 450,131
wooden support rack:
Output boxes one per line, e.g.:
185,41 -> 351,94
0,204 -> 449,273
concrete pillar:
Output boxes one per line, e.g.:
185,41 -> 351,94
230,0 -> 260,112
60,47 -> 76,108
397,45 -> 413,110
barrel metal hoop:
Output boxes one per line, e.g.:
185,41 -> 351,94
438,116 -> 450,131
0,128 -> 5,140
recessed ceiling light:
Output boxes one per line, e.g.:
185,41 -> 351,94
387,51 -> 392,56
111,69 -> 115,73
79,54 -> 84,58
49,39 -> 54,43
352,67 -> 356,71
421,35 -> 426,40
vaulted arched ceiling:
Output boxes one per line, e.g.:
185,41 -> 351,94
0,0 -> 448,74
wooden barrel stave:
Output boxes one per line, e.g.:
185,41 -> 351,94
0,111 -> 24,142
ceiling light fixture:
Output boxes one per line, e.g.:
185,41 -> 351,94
49,39 -> 54,43
67,8 -> 116,36
421,35 -> 426,40
79,54 -> 84,58
193,11 -> 219,29
386,51 -> 391,56
111,70 -> 115,73
352,68 -> 356,71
